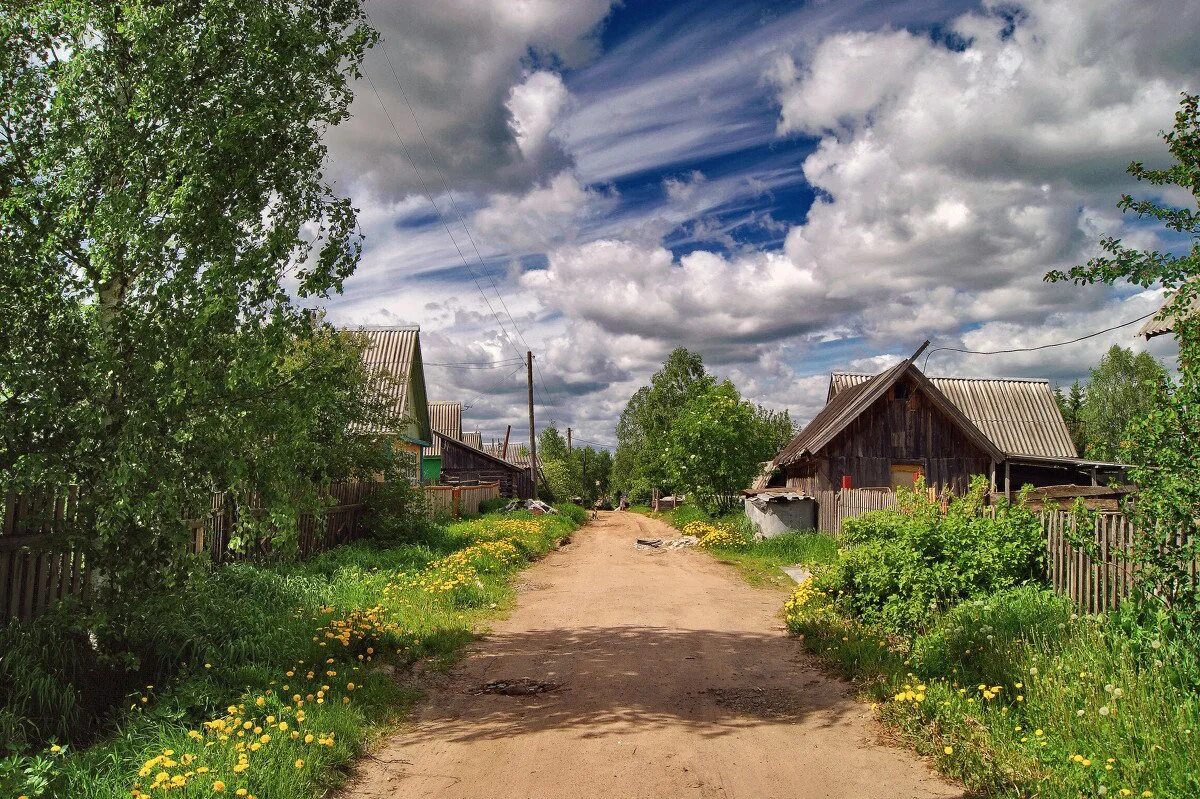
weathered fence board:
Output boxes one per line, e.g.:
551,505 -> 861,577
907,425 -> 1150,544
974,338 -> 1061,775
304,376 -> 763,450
3,480 -> 503,622
814,487 -> 899,535
422,483 -> 500,519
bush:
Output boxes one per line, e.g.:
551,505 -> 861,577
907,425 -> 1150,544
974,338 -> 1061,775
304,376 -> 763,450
910,587 -> 1073,689
478,497 -> 510,515
555,503 -> 588,526
365,479 -> 436,545
816,478 -> 1044,635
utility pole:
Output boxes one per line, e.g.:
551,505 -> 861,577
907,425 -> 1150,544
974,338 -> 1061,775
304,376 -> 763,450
567,427 -> 572,452
527,351 -> 538,499
501,424 -> 511,459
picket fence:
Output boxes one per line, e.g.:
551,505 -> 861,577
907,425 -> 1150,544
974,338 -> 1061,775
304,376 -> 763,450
1,480 -> 500,623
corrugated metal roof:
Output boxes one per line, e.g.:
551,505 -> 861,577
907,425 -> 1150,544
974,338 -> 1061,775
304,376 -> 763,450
462,431 -> 483,450
828,370 -> 1076,458
1137,296 -> 1197,339
344,326 -> 430,440
426,402 -> 463,457
483,441 -> 540,471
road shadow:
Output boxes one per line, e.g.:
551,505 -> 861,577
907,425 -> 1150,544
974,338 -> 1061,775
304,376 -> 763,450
401,624 -> 861,744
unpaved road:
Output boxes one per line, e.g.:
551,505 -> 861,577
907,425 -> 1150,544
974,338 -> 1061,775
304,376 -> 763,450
341,512 -> 960,799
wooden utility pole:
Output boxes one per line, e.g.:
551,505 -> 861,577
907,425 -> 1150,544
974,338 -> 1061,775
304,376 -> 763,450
527,351 -> 538,499
567,427 -> 572,452
501,424 -> 511,459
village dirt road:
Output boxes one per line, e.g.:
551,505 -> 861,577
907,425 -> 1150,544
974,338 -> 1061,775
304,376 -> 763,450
339,512 -> 961,799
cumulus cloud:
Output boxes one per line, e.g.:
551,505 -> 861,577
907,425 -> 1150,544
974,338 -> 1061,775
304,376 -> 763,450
473,171 -> 617,252
326,0 -> 615,198
329,0 -> 1197,437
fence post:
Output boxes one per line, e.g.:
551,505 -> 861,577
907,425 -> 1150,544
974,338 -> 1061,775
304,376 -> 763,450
452,487 -> 461,520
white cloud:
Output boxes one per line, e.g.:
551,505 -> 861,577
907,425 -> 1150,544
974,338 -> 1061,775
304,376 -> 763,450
473,171 -> 616,252
506,71 -> 571,162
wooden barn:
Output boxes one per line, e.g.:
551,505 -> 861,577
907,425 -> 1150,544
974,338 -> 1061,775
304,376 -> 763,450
767,342 -> 1126,497
437,432 -> 535,499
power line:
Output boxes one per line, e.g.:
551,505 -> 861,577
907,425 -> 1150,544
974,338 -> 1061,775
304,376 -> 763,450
424,358 -> 525,369
361,72 -> 528,368
373,40 -> 567,417
922,310 -> 1157,372
461,364 -> 525,411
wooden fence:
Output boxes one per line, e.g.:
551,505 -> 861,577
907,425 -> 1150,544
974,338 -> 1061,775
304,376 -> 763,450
1043,510 -> 1139,614
814,487 -> 899,535
422,483 -> 500,519
2,484 -> 378,621
1,486 -> 88,624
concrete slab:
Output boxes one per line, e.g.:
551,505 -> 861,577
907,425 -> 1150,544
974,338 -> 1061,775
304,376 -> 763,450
780,564 -> 811,584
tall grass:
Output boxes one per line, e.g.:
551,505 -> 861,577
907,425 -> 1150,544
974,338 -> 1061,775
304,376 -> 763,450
1,509 -> 580,799
786,575 -> 1200,797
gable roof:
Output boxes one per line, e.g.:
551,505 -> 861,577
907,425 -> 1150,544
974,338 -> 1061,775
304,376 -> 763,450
426,402 -> 463,457
436,431 -> 526,472
775,343 -> 1005,466
828,371 -> 1076,458
346,326 -> 432,443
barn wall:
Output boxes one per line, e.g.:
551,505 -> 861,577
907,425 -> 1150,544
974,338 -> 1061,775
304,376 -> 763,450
439,439 -> 533,499
785,375 -> 993,495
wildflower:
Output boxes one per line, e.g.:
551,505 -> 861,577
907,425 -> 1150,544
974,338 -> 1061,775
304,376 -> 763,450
943,746 -> 953,755
295,759 -> 305,769
1099,706 -> 1110,716
213,782 -> 226,793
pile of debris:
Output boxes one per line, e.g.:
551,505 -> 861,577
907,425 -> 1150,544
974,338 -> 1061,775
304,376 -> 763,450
501,498 -> 558,515
635,535 -> 699,550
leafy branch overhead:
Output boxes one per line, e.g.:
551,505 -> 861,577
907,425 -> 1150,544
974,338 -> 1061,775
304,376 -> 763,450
1047,92 -> 1200,617
0,1 -> 383,605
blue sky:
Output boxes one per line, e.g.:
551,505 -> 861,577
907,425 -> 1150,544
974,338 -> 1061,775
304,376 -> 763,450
321,0 -> 1197,445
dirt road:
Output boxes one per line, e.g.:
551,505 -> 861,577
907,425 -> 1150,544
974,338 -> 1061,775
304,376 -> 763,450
341,512 -> 960,799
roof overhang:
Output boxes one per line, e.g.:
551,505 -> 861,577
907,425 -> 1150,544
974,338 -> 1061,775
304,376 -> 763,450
1003,453 -> 1130,470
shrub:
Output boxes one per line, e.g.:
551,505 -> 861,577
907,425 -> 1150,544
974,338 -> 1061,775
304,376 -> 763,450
910,587 -> 1074,689
556,503 -> 588,526
478,497 -> 510,514
817,478 -> 1044,635
365,480 -> 437,545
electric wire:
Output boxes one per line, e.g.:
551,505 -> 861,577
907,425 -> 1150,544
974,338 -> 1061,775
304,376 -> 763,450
921,310 -> 1158,372
362,72 -> 528,368
374,42 -> 565,416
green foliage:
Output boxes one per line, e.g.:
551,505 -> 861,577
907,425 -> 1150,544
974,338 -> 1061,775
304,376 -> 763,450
788,585 -> 1200,799
477,497 -> 510,514
1047,93 -> 1200,623
662,381 -> 783,515
816,479 -> 1044,634
555,503 -> 589,526
1055,380 -> 1088,455
1077,345 -> 1169,460
0,1 -> 383,610
364,471 -> 436,545
612,348 -> 715,499
0,509 -> 581,797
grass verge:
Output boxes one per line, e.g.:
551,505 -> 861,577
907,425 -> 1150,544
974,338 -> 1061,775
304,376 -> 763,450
1,507 -> 585,799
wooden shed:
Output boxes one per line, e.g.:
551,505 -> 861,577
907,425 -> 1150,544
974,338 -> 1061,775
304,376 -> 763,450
437,432 -> 534,499
768,342 -> 1125,497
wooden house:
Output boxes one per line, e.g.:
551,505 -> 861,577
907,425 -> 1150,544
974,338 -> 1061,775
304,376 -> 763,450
767,343 -> 1126,497
423,401 -> 463,483
437,432 -> 535,499
344,326 -> 433,478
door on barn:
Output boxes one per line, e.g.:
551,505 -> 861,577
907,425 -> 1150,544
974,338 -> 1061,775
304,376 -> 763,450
890,463 -> 923,489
